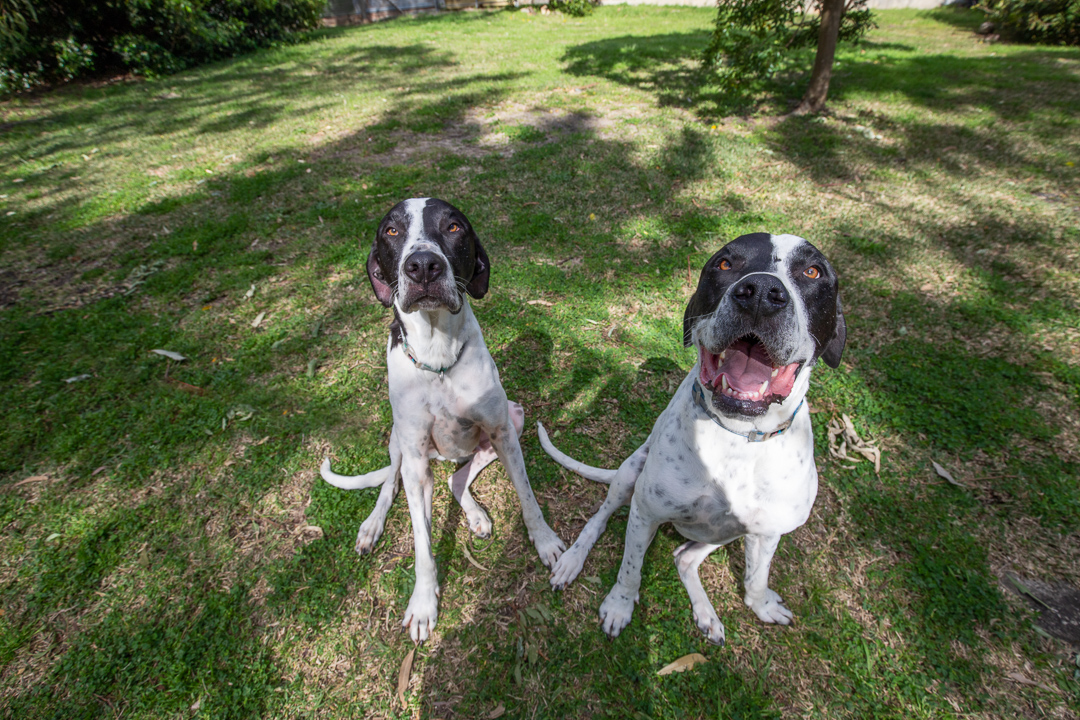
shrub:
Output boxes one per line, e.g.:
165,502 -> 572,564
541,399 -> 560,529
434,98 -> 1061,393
978,0 -> 1080,45
704,0 -> 875,91
549,0 -> 599,17
0,0 -> 326,94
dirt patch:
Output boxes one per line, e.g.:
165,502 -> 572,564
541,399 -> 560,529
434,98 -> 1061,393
0,269 -> 21,308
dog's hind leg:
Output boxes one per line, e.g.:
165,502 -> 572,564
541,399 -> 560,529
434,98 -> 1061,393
550,438 -> 651,590
450,402 -> 525,538
354,430 -> 404,555
673,541 -> 726,645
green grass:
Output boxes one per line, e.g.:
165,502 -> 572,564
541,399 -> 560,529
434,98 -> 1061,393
1,5 -> 1079,718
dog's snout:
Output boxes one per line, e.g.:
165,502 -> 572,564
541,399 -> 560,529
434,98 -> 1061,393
732,276 -> 789,317
404,251 -> 444,285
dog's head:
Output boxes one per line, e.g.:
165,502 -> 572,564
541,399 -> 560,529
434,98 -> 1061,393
366,198 -> 490,314
683,233 -> 845,418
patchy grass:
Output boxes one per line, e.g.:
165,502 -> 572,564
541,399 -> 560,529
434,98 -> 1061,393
1,5 -> 1078,719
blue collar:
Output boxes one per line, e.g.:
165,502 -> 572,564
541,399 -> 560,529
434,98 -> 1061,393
401,333 -> 465,376
691,380 -> 803,443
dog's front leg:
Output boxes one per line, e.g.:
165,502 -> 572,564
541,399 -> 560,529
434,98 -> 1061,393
550,441 -> 650,590
599,496 -> 659,638
487,420 -> 565,568
400,450 -> 440,643
742,533 -> 794,625
673,541 -> 726,644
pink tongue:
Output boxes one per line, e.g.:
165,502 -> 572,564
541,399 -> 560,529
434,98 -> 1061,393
719,339 -> 774,392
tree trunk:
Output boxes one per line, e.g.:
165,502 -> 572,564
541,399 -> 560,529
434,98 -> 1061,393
793,0 -> 845,115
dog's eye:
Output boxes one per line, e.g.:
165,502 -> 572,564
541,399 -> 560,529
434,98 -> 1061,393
804,266 -> 821,279
719,259 -> 731,271
386,227 -> 399,236
448,223 -> 460,232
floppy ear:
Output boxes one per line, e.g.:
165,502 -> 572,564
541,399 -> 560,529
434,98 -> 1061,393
367,246 -> 394,307
819,294 -> 847,369
465,240 -> 490,299
682,291 -> 707,348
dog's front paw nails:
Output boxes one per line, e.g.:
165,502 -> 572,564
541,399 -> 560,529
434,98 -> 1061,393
354,515 -> 387,555
530,528 -> 566,569
549,544 -> 586,590
403,587 -> 439,643
465,507 -> 492,539
745,589 -> 794,625
599,589 -> 635,639
691,604 -> 727,645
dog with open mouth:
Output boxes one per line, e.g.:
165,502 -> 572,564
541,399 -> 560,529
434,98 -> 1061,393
320,197 -> 565,643
538,232 -> 845,643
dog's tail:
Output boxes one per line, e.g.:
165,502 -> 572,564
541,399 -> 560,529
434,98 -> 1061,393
536,422 -> 616,484
320,458 -> 393,489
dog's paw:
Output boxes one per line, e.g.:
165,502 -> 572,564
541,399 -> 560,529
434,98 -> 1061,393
354,513 -> 387,555
745,588 -> 794,625
464,506 -> 492,539
530,528 -> 566,569
549,544 -> 587,590
599,589 -> 636,639
403,587 -> 439,644
691,603 -> 727,645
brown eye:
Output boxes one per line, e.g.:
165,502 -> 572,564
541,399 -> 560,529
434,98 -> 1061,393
719,259 -> 731,270
448,223 -> 460,232
804,266 -> 821,279
386,227 -> 398,236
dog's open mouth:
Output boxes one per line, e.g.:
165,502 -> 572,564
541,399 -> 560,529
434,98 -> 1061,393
698,335 -> 800,407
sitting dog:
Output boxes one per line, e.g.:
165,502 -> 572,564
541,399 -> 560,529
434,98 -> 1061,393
321,198 -> 565,643
538,233 -> 845,644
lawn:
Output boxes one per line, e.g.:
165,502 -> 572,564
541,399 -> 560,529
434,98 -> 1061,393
1,5 -> 1078,718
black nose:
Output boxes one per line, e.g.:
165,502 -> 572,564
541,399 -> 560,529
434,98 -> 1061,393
404,251 -> 444,285
732,275 -> 789,317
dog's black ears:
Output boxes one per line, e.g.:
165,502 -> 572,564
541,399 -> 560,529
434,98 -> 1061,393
367,246 -> 394,307
682,291 -> 708,348
465,241 -> 490,300
820,294 -> 846,369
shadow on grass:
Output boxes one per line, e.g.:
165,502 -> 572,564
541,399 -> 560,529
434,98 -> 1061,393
1,10 -> 1077,719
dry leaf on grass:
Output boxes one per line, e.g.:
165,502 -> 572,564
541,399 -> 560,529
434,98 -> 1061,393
527,299 -> 553,307
1006,672 -> 1060,693
827,414 -> 881,473
657,653 -> 708,676
166,378 -> 206,395
252,311 -> 266,328
150,349 -> 186,361
14,475 -> 48,487
487,703 -> 506,719
932,460 -> 964,487
397,647 -> 415,704
461,543 -> 489,572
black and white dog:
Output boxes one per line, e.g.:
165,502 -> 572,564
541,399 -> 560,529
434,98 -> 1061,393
321,198 -> 565,643
538,233 -> 845,644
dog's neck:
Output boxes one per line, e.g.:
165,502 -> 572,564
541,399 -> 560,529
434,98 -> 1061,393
393,299 -> 474,371
692,361 -> 813,436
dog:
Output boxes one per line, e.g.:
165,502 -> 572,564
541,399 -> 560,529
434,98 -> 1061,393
538,232 -> 845,644
320,197 -> 565,643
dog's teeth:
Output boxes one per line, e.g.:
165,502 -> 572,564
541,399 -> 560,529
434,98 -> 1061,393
771,368 -> 779,378
760,381 -> 769,395
721,375 -> 729,391
719,350 -> 727,361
